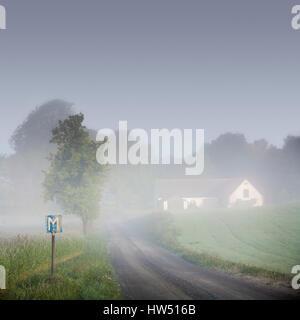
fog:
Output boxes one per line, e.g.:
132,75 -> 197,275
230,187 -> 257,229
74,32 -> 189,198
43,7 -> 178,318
0,214 -> 83,237
1,1 -> 300,235
1,2 -> 299,301
1,1 -> 300,156
1,99 -> 300,238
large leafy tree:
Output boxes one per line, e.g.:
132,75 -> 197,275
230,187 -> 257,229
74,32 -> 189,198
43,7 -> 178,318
43,113 -> 106,235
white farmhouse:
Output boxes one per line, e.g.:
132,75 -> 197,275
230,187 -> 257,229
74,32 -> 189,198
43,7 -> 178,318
155,178 -> 263,211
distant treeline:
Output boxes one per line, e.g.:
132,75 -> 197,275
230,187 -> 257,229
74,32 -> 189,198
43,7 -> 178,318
205,133 -> 300,204
0,100 -> 299,215
103,132 -> 300,209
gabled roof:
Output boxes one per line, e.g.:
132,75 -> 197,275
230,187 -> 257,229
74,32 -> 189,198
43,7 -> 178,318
155,178 -> 245,200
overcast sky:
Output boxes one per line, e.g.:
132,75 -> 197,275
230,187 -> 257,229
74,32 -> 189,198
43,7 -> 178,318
0,0 -> 299,154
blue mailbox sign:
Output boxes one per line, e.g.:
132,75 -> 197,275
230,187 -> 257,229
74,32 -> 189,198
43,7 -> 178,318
46,215 -> 62,233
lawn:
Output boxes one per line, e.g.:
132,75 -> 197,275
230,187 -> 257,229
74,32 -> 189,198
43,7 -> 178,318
173,204 -> 300,275
0,232 -> 122,300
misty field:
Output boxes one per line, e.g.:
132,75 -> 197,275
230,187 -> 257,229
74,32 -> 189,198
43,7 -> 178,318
0,234 -> 121,300
173,205 -> 300,275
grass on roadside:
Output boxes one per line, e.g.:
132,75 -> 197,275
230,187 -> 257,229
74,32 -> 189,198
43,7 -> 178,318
173,205 -> 300,275
0,234 -> 122,300
132,211 -> 294,286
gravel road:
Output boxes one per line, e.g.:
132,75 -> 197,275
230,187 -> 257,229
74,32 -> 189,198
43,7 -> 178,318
107,222 -> 299,300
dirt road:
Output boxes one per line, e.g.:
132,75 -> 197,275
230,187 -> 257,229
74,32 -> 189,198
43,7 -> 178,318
107,222 -> 299,300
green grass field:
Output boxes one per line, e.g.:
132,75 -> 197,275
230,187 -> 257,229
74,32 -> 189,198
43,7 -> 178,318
173,204 -> 300,275
0,233 -> 122,300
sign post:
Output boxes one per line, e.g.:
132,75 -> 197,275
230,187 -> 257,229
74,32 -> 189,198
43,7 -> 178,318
46,215 -> 62,279
51,231 -> 55,278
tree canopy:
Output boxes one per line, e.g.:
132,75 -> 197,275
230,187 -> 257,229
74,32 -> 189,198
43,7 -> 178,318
43,113 -> 106,234
10,99 -> 74,154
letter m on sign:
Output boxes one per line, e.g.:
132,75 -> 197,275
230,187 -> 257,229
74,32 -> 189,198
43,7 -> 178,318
46,215 -> 62,233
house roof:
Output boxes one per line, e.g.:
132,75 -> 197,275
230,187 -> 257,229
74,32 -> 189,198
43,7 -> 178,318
155,178 -> 246,200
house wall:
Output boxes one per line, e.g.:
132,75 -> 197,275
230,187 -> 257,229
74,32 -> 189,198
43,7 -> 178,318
182,197 -> 203,209
160,197 -> 220,212
182,197 -> 219,209
158,197 -> 183,211
228,180 -> 263,207
163,200 -> 168,211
